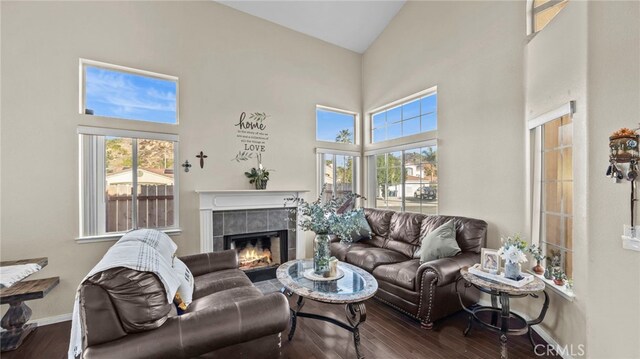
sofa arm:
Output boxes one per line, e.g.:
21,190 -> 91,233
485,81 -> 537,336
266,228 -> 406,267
84,292 -> 289,359
179,249 -> 238,277
417,252 -> 479,287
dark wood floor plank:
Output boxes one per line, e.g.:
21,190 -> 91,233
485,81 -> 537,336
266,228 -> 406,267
1,297 -> 559,359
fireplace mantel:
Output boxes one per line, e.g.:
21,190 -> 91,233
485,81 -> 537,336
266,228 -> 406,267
196,189 -> 310,256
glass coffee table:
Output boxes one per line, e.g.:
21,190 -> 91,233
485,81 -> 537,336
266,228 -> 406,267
277,259 -> 378,359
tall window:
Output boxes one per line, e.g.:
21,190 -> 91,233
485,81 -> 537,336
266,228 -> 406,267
372,93 -> 436,143
319,153 -> 355,201
80,59 -> 178,124
316,106 -> 359,201
531,0 -> 569,34
530,103 -> 574,280
374,146 -> 438,214
79,127 -> 179,238
366,88 -> 437,214
316,107 -> 357,144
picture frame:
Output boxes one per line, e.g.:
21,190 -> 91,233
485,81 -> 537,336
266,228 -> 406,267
480,248 -> 500,274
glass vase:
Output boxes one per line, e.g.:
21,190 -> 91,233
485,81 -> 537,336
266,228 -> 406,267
504,261 -> 521,280
313,234 -> 331,275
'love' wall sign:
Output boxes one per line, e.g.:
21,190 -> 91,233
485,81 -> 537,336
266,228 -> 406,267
232,112 -> 270,162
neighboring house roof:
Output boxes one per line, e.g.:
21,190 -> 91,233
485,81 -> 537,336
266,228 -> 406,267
106,168 -> 174,185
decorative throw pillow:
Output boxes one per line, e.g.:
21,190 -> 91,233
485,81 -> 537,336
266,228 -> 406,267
349,211 -> 372,242
172,258 -> 194,313
419,220 -> 461,263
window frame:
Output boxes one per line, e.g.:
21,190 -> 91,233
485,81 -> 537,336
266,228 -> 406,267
528,101 -> 575,300
316,148 -> 360,200
368,87 -> 437,146
79,59 -> 180,125
527,0 -> 569,35
315,105 -> 360,147
77,126 -> 180,241
365,140 -> 438,214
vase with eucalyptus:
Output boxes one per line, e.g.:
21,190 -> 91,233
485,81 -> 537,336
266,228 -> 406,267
497,234 -> 528,280
286,186 -> 368,276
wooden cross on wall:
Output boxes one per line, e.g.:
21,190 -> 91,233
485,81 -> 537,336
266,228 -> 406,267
196,151 -> 208,169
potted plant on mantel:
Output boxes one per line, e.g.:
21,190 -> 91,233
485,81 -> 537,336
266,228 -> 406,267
244,154 -> 272,190
285,187 -> 367,276
529,244 -> 546,275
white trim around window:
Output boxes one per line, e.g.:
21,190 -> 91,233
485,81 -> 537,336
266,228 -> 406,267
316,148 -> 360,199
77,127 -> 180,241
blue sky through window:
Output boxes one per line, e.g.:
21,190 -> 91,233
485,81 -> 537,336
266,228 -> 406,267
372,93 -> 437,143
316,109 -> 355,143
84,66 -> 177,124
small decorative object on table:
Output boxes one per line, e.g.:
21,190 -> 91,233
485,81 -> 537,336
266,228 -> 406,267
481,248 -> 500,274
244,154 -> 272,190
528,244 -> 546,275
286,186 -> 367,276
497,234 -> 528,281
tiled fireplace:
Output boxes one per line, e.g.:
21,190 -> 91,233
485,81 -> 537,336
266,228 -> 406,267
197,190 -> 309,272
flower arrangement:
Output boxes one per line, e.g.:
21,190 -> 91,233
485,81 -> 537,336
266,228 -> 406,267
497,234 -> 528,265
244,154 -> 272,190
285,186 -> 366,243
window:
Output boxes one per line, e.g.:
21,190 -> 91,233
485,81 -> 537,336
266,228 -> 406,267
366,88 -> 438,214
316,106 -> 357,143
319,153 -> 356,201
79,127 -> 179,238
531,0 -> 569,33
371,93 -> 436,143
373,145 -> 438,214
530,103 -> 574,281
80,59 -> 178,124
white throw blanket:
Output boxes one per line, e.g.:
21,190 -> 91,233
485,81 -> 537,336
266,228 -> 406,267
68,230 -> 181,359
0,263 -> 41,288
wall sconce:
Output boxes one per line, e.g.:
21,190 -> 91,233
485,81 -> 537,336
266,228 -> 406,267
608,127 -> 640,251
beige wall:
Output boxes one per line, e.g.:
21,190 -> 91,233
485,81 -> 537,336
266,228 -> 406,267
586,1 -> 640,358
363,0 -> 526,250
0,1 -> 361,320
525,1 -> 589,353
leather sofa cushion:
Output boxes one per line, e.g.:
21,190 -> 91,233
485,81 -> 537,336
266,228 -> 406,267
345,248 -> 409,272
86,267 -> 171,333
185,286 -> 264,314
193,269 -> 253,299
364,208 -> 395,238
372,259 -> 421,291
330,242 -> 371,261
420,215 -> 488,254
389,211 -> 426,245
359,234 -> 387,249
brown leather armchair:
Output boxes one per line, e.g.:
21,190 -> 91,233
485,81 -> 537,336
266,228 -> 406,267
331,208 -> 487,329
79,250 -> 289,358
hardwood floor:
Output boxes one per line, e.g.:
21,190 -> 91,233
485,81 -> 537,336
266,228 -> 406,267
1,297 -> 558,359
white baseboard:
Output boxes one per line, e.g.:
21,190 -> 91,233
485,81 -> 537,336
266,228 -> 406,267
477,298 -> 573,359
29,313 -> 72,326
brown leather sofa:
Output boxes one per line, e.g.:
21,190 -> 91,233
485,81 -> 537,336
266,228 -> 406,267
79,250 -> 290,358
331,208 -> 487,329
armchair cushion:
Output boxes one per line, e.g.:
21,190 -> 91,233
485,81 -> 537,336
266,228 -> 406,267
345,247 -> 409,272
193,268 -> 253,299
372,259 -> 421,291
179,250 -> 238,277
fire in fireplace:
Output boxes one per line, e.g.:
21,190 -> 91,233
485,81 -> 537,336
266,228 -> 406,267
224,230 -> 288,282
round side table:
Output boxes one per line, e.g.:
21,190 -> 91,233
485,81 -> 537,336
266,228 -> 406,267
456,267 -> 549,359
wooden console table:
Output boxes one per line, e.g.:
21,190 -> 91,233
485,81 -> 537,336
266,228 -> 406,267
0,257 -> 59,352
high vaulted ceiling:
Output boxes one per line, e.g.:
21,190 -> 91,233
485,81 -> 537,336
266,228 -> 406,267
216,1 -> 406,53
